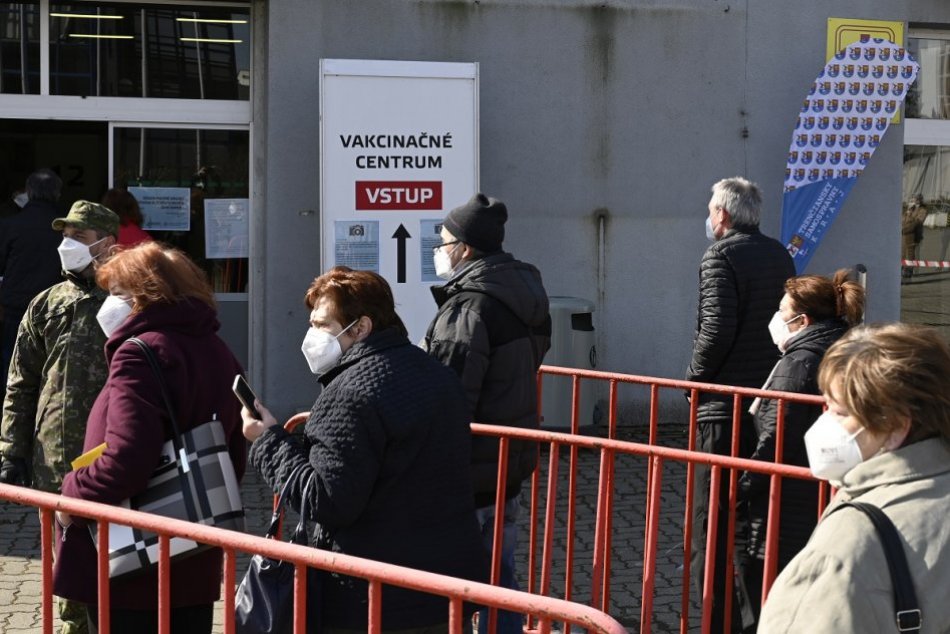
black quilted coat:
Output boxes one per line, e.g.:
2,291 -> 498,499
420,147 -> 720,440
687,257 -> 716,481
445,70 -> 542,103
743,319 -> 849,566
686,226 -> 795,417
248,327 -> 487,630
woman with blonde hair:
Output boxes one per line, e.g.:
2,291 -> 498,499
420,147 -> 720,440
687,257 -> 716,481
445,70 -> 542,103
738,269 -> 865,624
52,241 -> 245,633
760,323 -> 950,631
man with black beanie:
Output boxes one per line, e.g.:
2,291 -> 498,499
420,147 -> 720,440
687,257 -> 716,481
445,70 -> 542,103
423,192 -> 551,634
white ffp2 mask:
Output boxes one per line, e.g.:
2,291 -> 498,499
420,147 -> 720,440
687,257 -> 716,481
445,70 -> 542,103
96,295 -> 133,338
433,244 -> 459,280
57,236 -> 106,273
301,320 -> 357,375
804,411 -> 865,483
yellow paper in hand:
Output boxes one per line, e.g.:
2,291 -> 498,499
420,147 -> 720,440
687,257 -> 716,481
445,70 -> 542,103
71,442 -> 107,470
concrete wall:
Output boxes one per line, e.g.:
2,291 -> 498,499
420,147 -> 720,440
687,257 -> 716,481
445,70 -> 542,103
254,0 -> 950,423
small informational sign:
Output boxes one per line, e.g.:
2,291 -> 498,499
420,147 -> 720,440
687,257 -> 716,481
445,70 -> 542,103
320,59 -> 479,344
204,198 -> 249,259
129,186 -> 191,231
419,219 -> 444,283
335,220 -> 380,271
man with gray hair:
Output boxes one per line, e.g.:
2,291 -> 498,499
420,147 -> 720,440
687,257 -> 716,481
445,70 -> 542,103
0,168 -> 65,386
686,176 -> 794,633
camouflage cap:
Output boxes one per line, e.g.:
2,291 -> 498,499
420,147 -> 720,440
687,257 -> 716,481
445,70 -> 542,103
52,200 -> 120,237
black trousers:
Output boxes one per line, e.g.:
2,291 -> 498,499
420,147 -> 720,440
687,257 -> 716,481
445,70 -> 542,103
689,409 -> 758,634
87,603 -> 213,634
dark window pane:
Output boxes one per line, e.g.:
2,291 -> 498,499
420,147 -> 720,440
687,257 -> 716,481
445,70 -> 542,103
113,127 -> 250,292
50,3 -> 249,100
907,38 -> 950,120
901,145 -> 950,340
0,2 -> 40,94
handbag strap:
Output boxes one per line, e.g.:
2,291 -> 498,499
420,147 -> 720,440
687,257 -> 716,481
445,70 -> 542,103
293,472 -> 317,546
128,337 -> 186,462
126,337 -> 201,524
265,463 -> 308,539
830,501 -> 921,633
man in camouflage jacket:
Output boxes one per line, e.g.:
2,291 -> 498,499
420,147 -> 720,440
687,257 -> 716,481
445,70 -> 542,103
0,201 -> 118,493
0,201 -> 118,634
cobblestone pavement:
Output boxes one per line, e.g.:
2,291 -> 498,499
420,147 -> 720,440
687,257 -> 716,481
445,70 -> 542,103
0,424 -> 703,633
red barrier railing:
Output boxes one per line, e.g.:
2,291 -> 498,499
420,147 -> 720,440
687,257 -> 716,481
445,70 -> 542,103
5,365 -> 825,634
0,483 -> 627,634
516,365 -> 827,633
283,366 -> 826,634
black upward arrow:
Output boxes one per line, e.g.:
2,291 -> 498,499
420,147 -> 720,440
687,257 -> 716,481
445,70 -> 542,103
392,224 -> 411,283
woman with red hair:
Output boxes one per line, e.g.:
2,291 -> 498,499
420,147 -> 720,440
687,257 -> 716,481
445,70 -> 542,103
53,241 -> 244,633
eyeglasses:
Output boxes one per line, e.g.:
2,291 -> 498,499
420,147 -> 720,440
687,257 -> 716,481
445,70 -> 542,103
432,240 -> 460,254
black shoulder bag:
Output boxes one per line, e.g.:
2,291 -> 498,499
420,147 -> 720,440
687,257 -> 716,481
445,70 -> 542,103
830,501 -> 922,633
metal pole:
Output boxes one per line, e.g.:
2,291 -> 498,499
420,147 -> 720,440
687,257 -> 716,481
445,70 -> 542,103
855,263 -> 867,324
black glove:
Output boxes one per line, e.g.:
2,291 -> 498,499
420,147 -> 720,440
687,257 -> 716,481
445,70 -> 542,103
0,456 -> 27,485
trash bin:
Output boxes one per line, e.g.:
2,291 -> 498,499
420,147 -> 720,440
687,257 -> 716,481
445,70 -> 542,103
540,296 -> 597,431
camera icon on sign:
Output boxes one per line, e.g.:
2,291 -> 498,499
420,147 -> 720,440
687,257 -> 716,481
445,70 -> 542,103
349,224 -> 365,237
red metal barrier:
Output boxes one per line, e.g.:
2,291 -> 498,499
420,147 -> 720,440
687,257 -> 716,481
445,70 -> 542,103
0,483 -> 627,634
510,365 -> 828,633
282,367 -> 827,633
6,366 -> 825,634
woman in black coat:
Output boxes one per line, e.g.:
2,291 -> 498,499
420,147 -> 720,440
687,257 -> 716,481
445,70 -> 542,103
739,269 -> 865,622
241,267 -> 487,632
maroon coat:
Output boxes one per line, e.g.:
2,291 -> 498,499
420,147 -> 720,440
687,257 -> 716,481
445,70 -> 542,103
54,298 -> 246,609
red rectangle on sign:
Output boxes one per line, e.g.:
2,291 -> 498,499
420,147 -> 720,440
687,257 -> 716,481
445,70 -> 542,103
355,181 -> 443,210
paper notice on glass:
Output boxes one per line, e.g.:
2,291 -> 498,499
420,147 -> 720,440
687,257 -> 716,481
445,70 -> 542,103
129,187 -> 191,231
204,198 -> 250,259
335,220 -> 379,272
419,219 -> 444,282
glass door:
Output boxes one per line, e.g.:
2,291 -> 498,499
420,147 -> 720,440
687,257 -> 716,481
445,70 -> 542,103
902,31 -> 950,339
110,122 -> 250,364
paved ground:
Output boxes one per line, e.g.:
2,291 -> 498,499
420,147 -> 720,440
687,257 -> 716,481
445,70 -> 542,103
0,423 -> 701,633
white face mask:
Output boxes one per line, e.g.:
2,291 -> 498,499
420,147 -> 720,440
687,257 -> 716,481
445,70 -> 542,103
768,311 -> 804,352
96,295 -> 133,338
57,236 -> 106,273
804,411 -> 865,483
433,244 -> 459,280
13,192 -> 28,208
705,216 -> 716,241
301,320 -> 358,375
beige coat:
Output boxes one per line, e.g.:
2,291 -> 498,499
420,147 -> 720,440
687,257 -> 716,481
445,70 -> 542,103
759,438 -> 950,633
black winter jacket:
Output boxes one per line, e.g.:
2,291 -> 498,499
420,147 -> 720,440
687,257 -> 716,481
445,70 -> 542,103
743,319 -> 848,565
0,200 -> 64,310
248,327 -> 487,630
425,252 -> 551,507
686,226 -> 795,417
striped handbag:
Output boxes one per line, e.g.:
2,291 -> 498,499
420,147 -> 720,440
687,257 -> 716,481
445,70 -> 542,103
92,337 -> 245,579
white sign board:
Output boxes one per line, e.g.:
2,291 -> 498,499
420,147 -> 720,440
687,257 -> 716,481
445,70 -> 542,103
320,59 -> 479,345
128,186 -> 191,231
204,198 -> 249,259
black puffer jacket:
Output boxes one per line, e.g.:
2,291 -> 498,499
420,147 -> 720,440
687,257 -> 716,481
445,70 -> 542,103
686,226 -> 795,416
425,252 -> 551,507
248,327 -> 487,630
743,319 -> 849,565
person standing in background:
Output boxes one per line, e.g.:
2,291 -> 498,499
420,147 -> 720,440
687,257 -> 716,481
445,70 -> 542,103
0,168 -> 65,386
686,176 -> 795,633
101,188 -> 152,247
901,194 -> 927,280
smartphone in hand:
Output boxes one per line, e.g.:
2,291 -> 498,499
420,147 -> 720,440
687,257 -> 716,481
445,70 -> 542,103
232,374 -> 262,419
